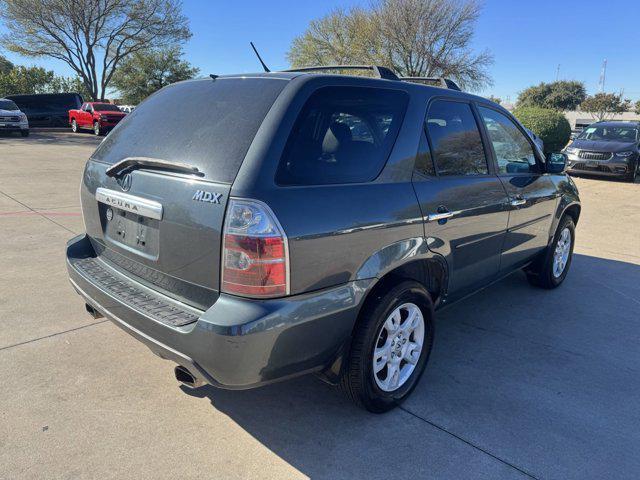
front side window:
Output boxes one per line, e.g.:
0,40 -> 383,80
276,86 -> 409,185
478,106 -> 539,174
425,100 -> 488,175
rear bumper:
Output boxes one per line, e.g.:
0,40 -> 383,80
66,234 -> 370,389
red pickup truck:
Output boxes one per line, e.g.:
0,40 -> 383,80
69,102 -> 126,136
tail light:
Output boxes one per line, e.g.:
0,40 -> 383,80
221,199 -> 289,298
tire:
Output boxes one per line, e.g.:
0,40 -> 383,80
527,216 -> 575,289
20,130 -> 29,137
628,162 -> 638,183
71,119 -> 78,133
93,122 -> 102,136
339,281 -> 435,413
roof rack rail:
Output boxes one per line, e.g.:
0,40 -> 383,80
400,77 -> 462,91
282,65 -> 399,81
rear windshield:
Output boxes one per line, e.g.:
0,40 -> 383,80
93,104 -> 122,112
92,78 -> 287,183
276,86 -> 409,185
0,100 -> 19,111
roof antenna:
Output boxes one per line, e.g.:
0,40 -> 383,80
250,42 -> 271,72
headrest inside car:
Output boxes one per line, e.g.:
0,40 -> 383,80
322,122 -> 352,154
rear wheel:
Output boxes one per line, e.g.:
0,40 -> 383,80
93,121 -> 102,136
527,216 -> 575,289
339,281 -> 434,413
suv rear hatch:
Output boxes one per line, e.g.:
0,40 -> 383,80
79,76 -> 288,310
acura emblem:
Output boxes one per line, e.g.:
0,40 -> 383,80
106,208 -> 114,221
117,173 -> 132,192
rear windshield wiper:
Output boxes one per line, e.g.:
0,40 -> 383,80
105,157 -> 204,178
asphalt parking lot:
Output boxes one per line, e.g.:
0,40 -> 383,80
1,130 -> 639,479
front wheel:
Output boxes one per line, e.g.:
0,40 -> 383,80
93,122 -> 102,136
20,129 -> 29,137
71,119 -> 78,133
629,162 -> 639,183
340,281 -> 434,413
527,216 -> 575,289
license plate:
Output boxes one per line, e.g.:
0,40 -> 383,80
103,207 -> 159,257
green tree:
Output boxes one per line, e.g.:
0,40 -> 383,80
111,48 -> 199,104
0,64 -> 90,97
486,95 -> 501,104
288,0 -> 493,91
0,54 -> 13,74
0,0 -> 191,100
580,92 -> 630,122
513,106 -> 571,154
516,81 -> 586,111
635,100 -> 640,116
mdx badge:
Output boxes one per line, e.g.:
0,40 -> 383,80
192,190 -> 223,204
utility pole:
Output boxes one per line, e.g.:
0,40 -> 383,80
598,59 -> 607,92
556,64 -> 560,81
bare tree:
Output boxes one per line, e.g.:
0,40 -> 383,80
288,0 -> 493,91
0,0 -> 191,100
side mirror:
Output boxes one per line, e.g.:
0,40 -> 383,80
546,152 -> 567,174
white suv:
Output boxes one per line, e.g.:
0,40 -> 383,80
0,98 -> 29,137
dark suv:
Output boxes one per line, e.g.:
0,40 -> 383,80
65,68 -> 580,412
565,121 -> 640,181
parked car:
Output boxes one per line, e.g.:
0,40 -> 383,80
7,93 -> 82,128
69,102 -> 127,136
118,105 -> 136,114
0,98 -> 29,136
66,68 -> 580,412
564,121 -> 640,181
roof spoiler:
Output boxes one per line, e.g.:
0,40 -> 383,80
399,77 -> 462,91
282,65 -> 399,81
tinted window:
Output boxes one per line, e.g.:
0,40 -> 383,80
92,78 -> 286,184
276,86 -> 409,185
93,103 -> 121,112
478,106 -> 539,174
414,129 -> 435,176
426,100 -> 488,175
8,94 -> 82,113
0,100 -> 19,111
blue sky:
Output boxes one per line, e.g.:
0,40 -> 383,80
1,0 -> 639,101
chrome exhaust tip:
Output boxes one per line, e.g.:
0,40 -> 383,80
174,365 -> 203,389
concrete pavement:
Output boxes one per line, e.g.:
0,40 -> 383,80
1,131 -> 639,479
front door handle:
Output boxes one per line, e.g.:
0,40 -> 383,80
428,211 -> 455,222
510,197 -> 527,207
427,205 -> 456,222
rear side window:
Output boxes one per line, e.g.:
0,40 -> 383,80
276,86 -> 409,185
92,78 -> 286,184
426,100 -> 488,176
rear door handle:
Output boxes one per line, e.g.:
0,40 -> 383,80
510,197 -> 527,207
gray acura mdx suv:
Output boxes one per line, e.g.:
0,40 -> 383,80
66,68 -> 580,412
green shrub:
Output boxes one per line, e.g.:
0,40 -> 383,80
512,106 -> 571,154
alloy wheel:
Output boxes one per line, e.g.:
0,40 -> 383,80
553,227 -> 571,278
372,303 -> 425,392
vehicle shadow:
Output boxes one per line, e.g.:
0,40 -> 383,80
181,253 -> 640,479
0,130 -> 102,145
